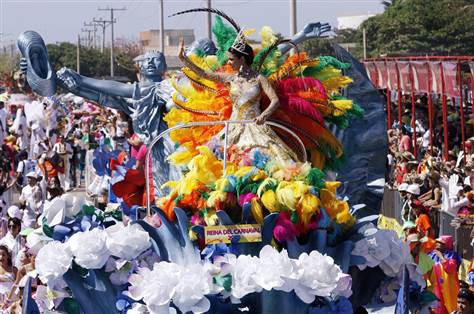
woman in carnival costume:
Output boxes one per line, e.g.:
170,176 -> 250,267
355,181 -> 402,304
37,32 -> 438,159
158,8 -> 363,230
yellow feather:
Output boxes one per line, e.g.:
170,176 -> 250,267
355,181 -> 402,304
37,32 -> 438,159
260,26 -> 277,48
251,198 -> 264,224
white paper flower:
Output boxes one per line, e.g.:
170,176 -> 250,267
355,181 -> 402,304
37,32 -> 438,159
128,261 -> 216,314
379,235 -> 412,277
293,250 -> 347,303
173,263 -> 217,313
67,228 -> 110,269
230,254 -> 262,299
352,223 -> 413,277
352,224 -> 392,269
255,246 -> 297,292
127,303 -> 150,314
105,223 -> 151,260
36,241 -> 73,284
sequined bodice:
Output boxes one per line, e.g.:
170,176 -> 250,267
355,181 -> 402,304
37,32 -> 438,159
229,76 -> 261,120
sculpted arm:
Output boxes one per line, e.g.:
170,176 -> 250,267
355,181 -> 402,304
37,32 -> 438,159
278,22 -> 331,55
56,67 -> 134,98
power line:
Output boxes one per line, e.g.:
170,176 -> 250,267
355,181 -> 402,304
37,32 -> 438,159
83,21 -> 98,49
81,28 -> 93,48
98,6 -> 126,77
91,18 -> 110,53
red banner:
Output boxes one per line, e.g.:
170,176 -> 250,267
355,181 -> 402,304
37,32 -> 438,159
429,62 -> 442,94
374,61 -> 388,89
410,61 -> 429,93
398,61 -> 412,92
364,62 -> 379,87
442,62 -> 459,97
386,61 -> 399,90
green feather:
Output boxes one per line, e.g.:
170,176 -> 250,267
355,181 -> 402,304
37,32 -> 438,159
212,16 -> 237,65
252,45 -> 282,76
305,168 -> 326,191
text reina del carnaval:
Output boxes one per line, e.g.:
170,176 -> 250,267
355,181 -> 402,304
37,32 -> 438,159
206,226 -> 261,236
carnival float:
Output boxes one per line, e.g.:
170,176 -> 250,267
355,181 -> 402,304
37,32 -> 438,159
16,8 -> 435,314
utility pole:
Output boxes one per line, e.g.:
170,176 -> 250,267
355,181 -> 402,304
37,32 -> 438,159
289,0 -> 297,36
92,18 -> 109,53
206,0 -> 212,40
81,28 -> 93,48
77,34 -> 81,74
289,0 -> 297,55
84,22 -> 98,49
98,6 -> 126,77
159,0 -> 165,54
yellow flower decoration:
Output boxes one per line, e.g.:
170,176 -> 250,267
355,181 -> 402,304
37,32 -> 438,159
276,181 -> 309,211
204,209 -> 219,226
261,189 -> 280,213
234,166 -> 255,178
297,193 -> 320,226
207,190 -> 227,208
324,181 -> 342,194
251,198 -> 264,224
320,187 -> 347,220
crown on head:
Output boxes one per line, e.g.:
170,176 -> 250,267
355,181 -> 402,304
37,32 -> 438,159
231,29 -> 249,55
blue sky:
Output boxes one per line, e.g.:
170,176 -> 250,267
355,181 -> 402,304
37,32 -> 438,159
1,0 -> 384,45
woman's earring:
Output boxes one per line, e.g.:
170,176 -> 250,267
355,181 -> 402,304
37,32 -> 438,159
239,65 -> 243,72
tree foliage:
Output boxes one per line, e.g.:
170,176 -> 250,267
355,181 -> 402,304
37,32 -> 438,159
360,0 -> 474,57
46,41 -> 139,81
300,28 -> 363,59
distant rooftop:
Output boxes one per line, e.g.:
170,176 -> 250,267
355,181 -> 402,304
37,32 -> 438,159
337,14 -> 376,30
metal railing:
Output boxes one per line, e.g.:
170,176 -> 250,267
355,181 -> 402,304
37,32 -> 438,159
145,120 -> 308,217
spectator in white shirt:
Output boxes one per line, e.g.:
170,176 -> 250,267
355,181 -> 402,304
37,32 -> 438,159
19,172 -> 43,228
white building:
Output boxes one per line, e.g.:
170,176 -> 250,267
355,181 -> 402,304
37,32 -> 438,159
337,14 -> 376,30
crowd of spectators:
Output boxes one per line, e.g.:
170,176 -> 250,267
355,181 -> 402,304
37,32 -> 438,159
0,95 -> 133,311
385,97 -> 474,313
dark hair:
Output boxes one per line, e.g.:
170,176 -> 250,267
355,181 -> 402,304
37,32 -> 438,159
458,288 -> 474,302
0,245 -> 12,267
18,150 -> 28,160
228,44 -> 254,66
8,217 -> 21,229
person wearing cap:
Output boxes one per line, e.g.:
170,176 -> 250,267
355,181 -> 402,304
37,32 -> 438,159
401,184 -> 421,223
18,172 -> 43,228
428,235 -> 462,314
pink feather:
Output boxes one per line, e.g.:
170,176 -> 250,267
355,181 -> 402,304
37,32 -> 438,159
278,77 -> 328,100
278,94 -> 324,124
273,212 -> 299,243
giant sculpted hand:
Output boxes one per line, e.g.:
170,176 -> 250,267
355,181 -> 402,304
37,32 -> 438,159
300,22 -> 331,39
57,67 -> 83,93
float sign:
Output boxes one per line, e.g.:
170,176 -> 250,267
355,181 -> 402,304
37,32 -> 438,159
204,224 -> 262,244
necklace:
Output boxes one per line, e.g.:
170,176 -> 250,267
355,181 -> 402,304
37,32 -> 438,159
238,67 -> 256,79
